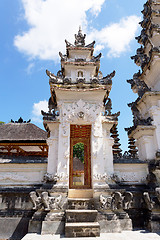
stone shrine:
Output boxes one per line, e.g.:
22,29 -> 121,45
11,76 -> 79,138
0,0 -> 160,239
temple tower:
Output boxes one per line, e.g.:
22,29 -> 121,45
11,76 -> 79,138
126,0 -> 160,163
42,27 -> 119,192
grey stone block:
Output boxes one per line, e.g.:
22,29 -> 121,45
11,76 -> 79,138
65,222 -> 100,237
41,220 -> 65,235
66,209 -> 98,223
28,220 -> 42,234
99,220 -> 121,233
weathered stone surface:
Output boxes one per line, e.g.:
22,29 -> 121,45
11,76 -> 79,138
65,222 -> 100,237
28,220 -> 42,234
99,220 -> 121,233
66,209 -> 98,223
41,220 -> 65,235
67,198 -> 94,210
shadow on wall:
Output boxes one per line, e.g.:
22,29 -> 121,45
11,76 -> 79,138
0,217 -> 29,240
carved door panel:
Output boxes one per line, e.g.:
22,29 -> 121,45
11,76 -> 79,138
69,125 -> 91,189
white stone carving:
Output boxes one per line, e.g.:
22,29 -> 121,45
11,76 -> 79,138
61,99 -> 103,123
100,191 -> 133,210
44,172 -> 68,183
29,191 -> 62,210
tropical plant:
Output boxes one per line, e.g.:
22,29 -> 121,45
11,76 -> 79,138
73,142 -> 84,163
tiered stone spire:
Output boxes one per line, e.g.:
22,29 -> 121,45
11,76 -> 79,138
43,28 -> 118,122
126,0 -> 160,161
110,124 -> 122,158
128,137 -> 138,159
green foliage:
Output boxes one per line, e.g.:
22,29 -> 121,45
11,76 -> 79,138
73,142 -> 84,163
0,121 -> 5,125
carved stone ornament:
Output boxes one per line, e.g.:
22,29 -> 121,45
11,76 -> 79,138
100,70 -> 115,85
93,173 -> 112,182
91,53 -> 102,62
90,77 -> 100,85
61,99 -> 103,123
143,192 -> 154,210
155,188 -> 160,204
127,73 -> 151,98
63,77 -> 71,85
77,111 -> 84,119
43,173 -> 59,183
29,191 -> 62,210
43,172 -> 68,183
100,191 -> 133,210
74,26 -> 86,47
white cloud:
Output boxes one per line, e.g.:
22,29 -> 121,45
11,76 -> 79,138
26,62 -> 35,74
87,15 -> 141,58
14,0 -> 105,61
14,1 -> 140,61
32,100 -> 48,123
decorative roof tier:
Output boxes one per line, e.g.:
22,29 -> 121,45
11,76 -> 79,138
43,28 -> 119,126
126,0 -> 160,136
46,28 -> 115,91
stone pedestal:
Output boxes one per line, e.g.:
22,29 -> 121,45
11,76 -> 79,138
41,210 -> 65,235
98,210 -> 121,233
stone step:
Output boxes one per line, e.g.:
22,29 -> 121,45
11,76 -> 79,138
67,198 -> 94,210
65,222 -> 100,237
68,189 -> 93,198
66,209 -> 98,223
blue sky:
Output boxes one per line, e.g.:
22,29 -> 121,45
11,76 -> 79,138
0,0 -> 146,151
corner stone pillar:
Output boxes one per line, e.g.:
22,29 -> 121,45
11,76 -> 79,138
102,122 -> 114,175
46,122 -> 60,175
149,106 -> 160,153
92,121 -> 114,188
130,126 -> 156,161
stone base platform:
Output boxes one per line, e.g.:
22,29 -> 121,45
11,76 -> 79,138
21,230 -> 160,240
65,222 -> 100,237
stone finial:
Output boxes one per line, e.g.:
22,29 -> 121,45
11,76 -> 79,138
75,26 -> 86,47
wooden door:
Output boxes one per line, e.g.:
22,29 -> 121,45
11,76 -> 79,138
69,125 -> 91,189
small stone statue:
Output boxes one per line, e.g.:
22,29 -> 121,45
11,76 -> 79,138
155,188 -> 160,204
123,192 -> 133,210
29,191 -> 41,210
41,192 -> 50,211
50,194 -> 62,210
99,194 -> 112,209
29,191 -> 62,210
112,192 -> 123,210
143,192 -> 154,210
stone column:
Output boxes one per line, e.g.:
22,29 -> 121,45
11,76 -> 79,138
102,121 -> 114,175
46,122 -> 60,175
92,120 -> 114,188
55,122 -> 70,187
130,126 -> 156,161
149,106 -> 160,154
